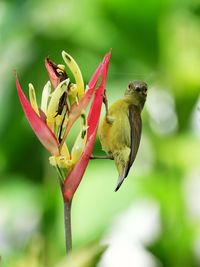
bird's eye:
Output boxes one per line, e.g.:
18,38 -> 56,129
128,84 -> 132,90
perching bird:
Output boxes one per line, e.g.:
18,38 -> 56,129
99,80 -> 148,191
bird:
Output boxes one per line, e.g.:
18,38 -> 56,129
99,80 -> 148,191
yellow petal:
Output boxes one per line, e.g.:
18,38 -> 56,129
60,143 -> 70,159
41,81 -> 51,115
29,83 -> 40,116
68,83 -> 78,98
71,112 -> 87,164
62,51 -> 84,98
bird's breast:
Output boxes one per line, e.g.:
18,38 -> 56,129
99,100 -> 131,154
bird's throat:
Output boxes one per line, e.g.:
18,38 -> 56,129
124,95 -> 146,111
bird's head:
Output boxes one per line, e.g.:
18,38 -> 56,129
125,80 -> 148,100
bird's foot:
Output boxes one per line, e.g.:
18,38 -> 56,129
90,154 -> 114,160
105,115 -> 115,124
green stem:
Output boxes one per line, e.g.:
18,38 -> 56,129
64,200 -> 72,253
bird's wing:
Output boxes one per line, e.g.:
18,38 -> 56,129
125,104 -> 142,176
115,104 -> 142,191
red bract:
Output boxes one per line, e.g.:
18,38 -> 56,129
45,57 -> 61,88
62,52 -> 111,201
16,78 -> 60,156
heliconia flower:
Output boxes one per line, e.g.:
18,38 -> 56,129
16,50 -> 111,200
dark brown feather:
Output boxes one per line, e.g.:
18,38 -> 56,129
125,104 -> 142,177
115,104 -> 142,191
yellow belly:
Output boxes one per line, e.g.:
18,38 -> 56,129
99,99 -> 131,156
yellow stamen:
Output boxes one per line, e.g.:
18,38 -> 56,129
57,64 -> 65,71
49,155 -> 73,169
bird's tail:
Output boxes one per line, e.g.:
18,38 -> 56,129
115,168 -> 128,192
114,149 -> 130,191
115,175 -> 125,191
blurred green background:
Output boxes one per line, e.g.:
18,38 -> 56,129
1,0 -> 200,266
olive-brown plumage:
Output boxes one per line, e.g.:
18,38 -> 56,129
99,80 -> 148,191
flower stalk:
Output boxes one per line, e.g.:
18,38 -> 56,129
64,200 -> 72,253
